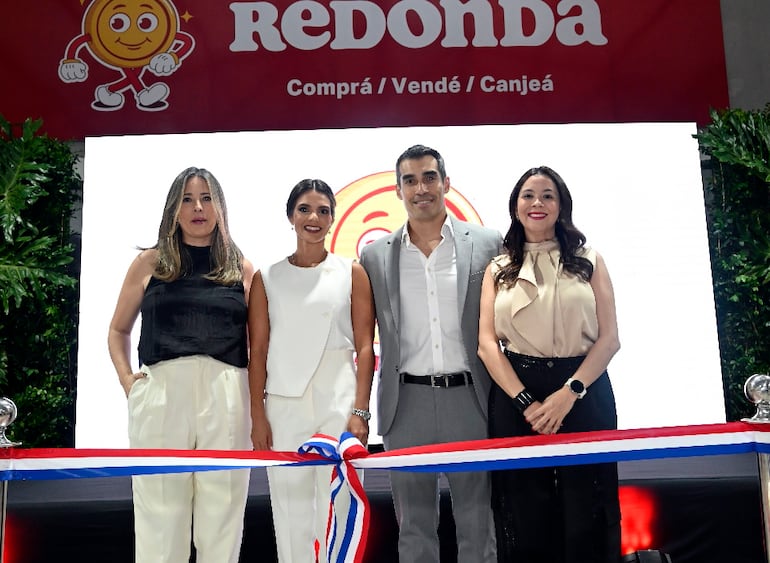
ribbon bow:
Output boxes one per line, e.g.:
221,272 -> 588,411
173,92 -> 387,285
299,432 -> 371,563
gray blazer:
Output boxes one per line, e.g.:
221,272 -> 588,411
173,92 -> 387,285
360,216 -> 503,436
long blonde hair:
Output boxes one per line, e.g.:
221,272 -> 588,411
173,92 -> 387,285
151,167 -> 244,285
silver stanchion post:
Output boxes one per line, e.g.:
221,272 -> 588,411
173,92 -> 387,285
0,397 -> 21,563
743,374 -> 770,563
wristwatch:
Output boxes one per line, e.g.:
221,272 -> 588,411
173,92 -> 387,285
564,377 -> 586,399
352,408 -> 371,421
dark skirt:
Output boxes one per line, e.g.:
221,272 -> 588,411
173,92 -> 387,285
488,351 -> 621,563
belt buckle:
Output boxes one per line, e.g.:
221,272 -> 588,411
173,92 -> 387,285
431,374 -> 449,388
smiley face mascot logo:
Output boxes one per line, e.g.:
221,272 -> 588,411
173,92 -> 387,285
329,171 -> 483,260
58,0 -> 195,111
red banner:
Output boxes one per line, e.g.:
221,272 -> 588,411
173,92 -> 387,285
0,0 -> 728,140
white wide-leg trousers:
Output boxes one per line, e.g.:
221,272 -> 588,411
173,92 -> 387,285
266,349 -> 356,563
128,355 -> 252,563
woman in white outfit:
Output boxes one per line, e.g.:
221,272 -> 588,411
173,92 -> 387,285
248,178 -> 375,563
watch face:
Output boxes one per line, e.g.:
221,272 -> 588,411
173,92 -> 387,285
569,379 -> 585,394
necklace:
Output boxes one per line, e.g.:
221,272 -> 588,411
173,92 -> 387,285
288,250 -> 328,268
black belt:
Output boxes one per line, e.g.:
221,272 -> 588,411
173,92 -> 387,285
503,350 -> 585,373
399,371 -> 473,388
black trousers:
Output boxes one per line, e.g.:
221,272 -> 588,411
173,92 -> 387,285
488,351 -> 622,563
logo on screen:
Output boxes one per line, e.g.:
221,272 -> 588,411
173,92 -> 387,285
58,0 -> 195,112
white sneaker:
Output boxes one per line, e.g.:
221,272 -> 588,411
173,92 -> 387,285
137,83 -> 169,111
91,85 -> 124,110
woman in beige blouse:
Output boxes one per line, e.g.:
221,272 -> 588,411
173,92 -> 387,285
477,166 -> 621,563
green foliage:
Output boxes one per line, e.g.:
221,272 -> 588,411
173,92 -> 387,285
697,108 -> 770,183
696,105 -> 770,421
0,115 -> 81,447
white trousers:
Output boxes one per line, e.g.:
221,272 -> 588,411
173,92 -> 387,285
266,349 -> 356,563
128,355 -> 252,563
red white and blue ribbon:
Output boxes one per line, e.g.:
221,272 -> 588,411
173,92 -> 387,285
6,422 -> 769,482
351,422 -> 770,473
4,422 -> 770,479
3,422 -> 770,562
299,432 -> 370,563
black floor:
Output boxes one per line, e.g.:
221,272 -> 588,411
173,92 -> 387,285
4,454 -> 767,563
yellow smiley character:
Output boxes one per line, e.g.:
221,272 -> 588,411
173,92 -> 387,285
84,0 -> 177,68
59,0 -> 195,111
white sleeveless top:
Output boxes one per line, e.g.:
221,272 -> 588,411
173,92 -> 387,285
262,252 -> 354,397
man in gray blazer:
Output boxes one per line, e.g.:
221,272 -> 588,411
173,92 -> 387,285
359,145 -> 501,563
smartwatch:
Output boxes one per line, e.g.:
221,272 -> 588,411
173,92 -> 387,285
564,377 -> 586,399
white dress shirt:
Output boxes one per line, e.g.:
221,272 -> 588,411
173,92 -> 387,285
398,218 -> 470,376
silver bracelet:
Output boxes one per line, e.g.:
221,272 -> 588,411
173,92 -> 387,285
351,408 -> 371,421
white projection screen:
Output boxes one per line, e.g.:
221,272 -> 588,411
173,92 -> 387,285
76,123 -> 725,447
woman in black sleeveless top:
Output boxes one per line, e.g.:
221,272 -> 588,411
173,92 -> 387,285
108,167 -> 254,563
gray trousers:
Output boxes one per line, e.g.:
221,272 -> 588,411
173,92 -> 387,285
383,381 -> 497,563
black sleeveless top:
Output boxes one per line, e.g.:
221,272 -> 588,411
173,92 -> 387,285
138,244 -> 248,368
